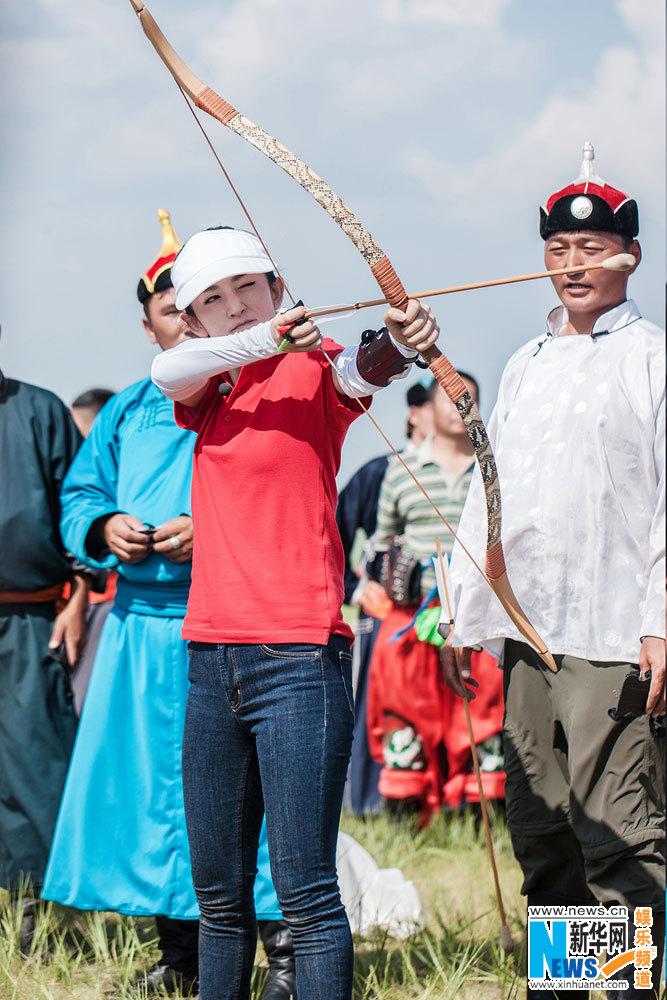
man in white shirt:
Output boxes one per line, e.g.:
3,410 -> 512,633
446,145 -> 665,999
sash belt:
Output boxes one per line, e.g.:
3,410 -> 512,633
0,584 -> 65,604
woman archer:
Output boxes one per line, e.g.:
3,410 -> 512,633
151,225 -> 440,1000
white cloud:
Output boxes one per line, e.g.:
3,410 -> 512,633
0,0 -> 140,99
380,0 -> 510,25
196,0 -> 533,117
399,0 -> 665,226
616,0 -> 664,51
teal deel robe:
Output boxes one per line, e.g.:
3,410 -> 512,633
42,377 -> 280,920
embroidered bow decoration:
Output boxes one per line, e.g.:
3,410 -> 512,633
128,0 -> 557,671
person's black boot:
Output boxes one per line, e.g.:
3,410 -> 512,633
15,895 -> 39,956
605,908 -> 664,999
129,916 -> 199,997
10,888 -> 49,957
258,920 -> 297,1000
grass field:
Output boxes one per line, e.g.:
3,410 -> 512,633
0,808 -> 636,999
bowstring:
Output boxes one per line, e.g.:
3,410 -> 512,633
174,84 -> 490,588
318,347 -> 488,583
176,83 -> 296,306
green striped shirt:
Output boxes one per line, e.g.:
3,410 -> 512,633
373,437 -> 474,596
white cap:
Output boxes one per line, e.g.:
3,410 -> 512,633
172,228 -> 274,309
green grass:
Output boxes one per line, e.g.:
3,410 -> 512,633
0,809 -> 632,998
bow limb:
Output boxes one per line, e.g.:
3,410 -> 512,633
129,0 -> 403,283
129,0 -> 556,672
432,380 -> 557,671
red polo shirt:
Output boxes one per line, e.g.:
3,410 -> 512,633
175,340 -> 367,644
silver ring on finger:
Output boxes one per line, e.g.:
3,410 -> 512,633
170,535 -> 182,550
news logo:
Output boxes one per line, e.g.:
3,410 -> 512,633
527,905 -> 657,991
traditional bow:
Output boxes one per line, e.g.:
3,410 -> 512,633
128,0 -> 557,671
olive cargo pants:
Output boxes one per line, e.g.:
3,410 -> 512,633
502,640 -> 665,910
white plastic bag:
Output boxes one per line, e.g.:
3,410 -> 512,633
336,832 -> 424,939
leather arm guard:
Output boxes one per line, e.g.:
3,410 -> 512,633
356,327 -> 417,387
332,327 -> 417,398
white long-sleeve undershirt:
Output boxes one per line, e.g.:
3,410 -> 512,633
151,321 -> 278,401
151,322 -> 416,402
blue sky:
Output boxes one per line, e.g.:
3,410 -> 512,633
1,0 -> 664,482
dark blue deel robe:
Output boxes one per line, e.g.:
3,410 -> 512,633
0,374 -> 81,890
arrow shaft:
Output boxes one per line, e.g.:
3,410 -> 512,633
306,260 -> 612,319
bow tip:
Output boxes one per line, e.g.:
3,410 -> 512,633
128,0 -> 145,14
500,924 -> 515,955
540,649 -> 558,673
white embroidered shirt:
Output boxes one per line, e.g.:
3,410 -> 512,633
451,299 -> 665,663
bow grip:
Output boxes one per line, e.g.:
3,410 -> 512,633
370,255 -> 466,399
370,255 -> 409,313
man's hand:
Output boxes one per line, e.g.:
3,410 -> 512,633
440,643 -> 478,701
271,305 -> 322,353
103,513 -> 153,564
639,636 -> 666,717
49,574 -> 89,668
358,579 -> 392,619
152,515 -> 194,564
384,300 -> 439,355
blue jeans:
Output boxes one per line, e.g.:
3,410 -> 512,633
182,635 -> 355,1000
